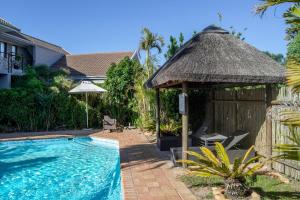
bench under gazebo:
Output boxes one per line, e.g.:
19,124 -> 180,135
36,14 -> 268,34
145,25 -> 285,166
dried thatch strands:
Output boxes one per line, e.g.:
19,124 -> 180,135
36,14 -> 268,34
145,25 -> 285,89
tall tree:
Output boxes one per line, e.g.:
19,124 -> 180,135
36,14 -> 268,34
164,33 -> 184,60
263,51 -> 286,64
255,0 -> 300,161
256,0 -> 300,39
105,57 -> 142,125
139,28 -> 164,78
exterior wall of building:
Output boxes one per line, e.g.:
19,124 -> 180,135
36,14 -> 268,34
0,74 -> 11,89
0,37 -> 33,67
34,46 -> 64,66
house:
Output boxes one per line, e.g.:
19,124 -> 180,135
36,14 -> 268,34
0,18 -> 69,88
0,17 -> 138,88
53,51 -> 138,83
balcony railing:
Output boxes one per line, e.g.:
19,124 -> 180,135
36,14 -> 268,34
0,52 -> 26,75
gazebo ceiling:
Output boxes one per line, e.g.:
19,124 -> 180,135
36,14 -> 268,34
145,25 -> 285,89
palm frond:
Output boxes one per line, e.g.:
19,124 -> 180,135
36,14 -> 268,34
177,159 -> 200,166
180,144 -> 267,182
286,60 -> 300,92
185,150 -> 208,161
230,158 -> 242,178
241,145 -> 255,164
280,110 -> 300,126
239,155 -> 263,174
215,142 -> 231,168
255,0 -> 300,15
285,5 -> 300,25
188,171 -> 211,177
243,162 -> 265,176
200,146 -> 220,166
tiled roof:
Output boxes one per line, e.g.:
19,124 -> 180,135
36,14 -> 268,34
22,34 -> 69,55
53,52 -> 134,77
0,17 -> 20,31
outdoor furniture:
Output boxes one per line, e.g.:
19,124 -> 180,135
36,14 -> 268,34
69,81 -> 106,129
103,115 -> 117,131
170,130 -> 249,166
199,133 -> 228,146
191,120 -> 210,146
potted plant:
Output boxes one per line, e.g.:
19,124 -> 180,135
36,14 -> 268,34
179,143 -> 268,199
157,119 -> 191,151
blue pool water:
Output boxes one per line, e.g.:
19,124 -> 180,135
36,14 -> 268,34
0,137 -> 122,200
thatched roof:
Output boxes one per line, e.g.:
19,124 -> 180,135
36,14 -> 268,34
146,25 -> 285,88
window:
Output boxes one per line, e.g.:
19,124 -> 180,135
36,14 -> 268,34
11,45 -> 17,60
0,42 -> 6,57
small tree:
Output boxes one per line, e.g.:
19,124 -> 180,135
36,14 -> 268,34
139,28 -> 164,78
105,57 -> 142,125
180,143 -> 266,199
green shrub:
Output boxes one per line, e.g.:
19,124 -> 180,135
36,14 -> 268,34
105,57 -> 142,126
0,66 -> 95,132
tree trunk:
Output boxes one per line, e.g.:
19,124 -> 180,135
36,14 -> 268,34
146,49 -> 151,78
224,178 -> 250,199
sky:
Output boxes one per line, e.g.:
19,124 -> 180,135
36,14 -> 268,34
1,0 -> 290,63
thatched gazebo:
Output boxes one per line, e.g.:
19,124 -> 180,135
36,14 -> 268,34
145,25 -> 285,165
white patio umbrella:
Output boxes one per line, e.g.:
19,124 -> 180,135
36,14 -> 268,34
69,81 -> 107,129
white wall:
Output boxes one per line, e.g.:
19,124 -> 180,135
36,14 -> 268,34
34,46 -> 64,66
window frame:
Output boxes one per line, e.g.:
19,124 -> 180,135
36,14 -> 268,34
11,45 -> 17,61
0,42 -> 7,58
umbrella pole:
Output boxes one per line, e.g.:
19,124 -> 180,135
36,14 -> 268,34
86,93 -> 88,129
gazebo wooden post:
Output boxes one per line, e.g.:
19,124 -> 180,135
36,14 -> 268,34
265,84 -> 272,170
182,82 -> 189,168
155,88 -> 161,140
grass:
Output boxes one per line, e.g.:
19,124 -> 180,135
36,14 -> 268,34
181,175 -> 222,199
181,175 -> 300,200
181,175 -> 223,187
248,175 -> 300,200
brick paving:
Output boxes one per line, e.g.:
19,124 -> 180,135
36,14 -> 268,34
0,129 -> 197,200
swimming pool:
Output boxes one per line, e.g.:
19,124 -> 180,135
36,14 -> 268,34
0,137 -> 122,200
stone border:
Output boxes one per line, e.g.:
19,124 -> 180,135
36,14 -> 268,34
212,187 -> 261,200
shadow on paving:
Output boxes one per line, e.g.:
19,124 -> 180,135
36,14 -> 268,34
119,143 -> 171,170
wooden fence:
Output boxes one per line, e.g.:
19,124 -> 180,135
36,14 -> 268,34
207,87 -> 300,179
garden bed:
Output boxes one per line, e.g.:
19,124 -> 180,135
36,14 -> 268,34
181,174 -> 300,200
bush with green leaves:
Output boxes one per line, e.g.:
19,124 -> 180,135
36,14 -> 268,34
0,65 -> 93,132
105,57 -> 142,126
179,143 -> 266,199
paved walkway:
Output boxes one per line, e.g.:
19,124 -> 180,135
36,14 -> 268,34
93,130 -> 196,200
0,129 -> 196,200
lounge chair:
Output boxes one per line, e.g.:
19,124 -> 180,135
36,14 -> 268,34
103,115 -> 117,132
191,120 -> 210,146
170,130 -> 250,166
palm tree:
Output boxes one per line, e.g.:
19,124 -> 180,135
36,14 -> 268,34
256,0 -> 300,161
256,1 -> 300,38
139,28 -> 164,78
179,143 -> 266,199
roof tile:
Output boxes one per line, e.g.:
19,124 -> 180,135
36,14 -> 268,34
53,52 -> 134,77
